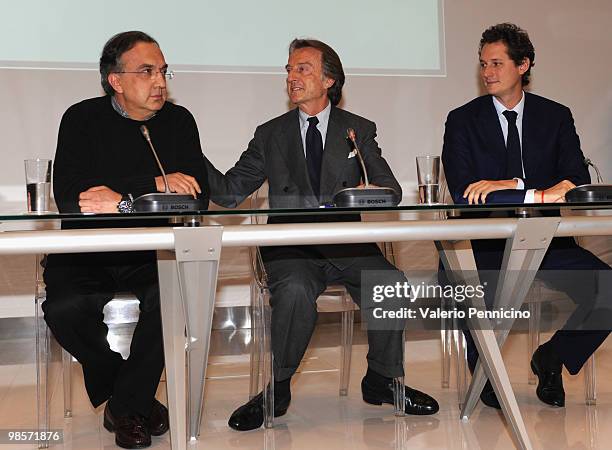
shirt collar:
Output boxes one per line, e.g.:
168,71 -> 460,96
110,95 -> 157,120
111,95 -> 130,118
298,102 -> 331,131
492,90 -> 525,119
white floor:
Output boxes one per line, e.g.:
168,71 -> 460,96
0,326 -> 611,450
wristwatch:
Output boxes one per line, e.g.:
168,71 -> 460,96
117,193 -> 135,213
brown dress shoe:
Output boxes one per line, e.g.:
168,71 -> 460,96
104,403 -> 151,449
148,399 -> 169,436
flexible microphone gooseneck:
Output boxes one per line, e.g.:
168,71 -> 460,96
346,128 -> 370,186
130,126 -> 205,212
140,125 -> 171,193
584,157 -> 604,184
565,156 -> 612,203
331,128 -> 400,207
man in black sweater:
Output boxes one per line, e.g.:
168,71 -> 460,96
42,31 -> 208,449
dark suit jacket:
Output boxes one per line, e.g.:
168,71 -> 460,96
442,92 -> 590,205
205,105 -> 401,268
206,106 -> 400,209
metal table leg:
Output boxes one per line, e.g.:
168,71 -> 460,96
436,239 -> 532,450
460,218 -> 559,419
157,226 -> 223,450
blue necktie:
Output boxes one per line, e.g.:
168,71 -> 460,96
306,116 -> 323,198
503,110 -> 523,179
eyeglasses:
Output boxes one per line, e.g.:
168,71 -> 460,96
114,68 -> 175,80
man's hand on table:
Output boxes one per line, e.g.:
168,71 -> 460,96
535,180 -> 576,203
463,179 -> 518,204
155,172 -> 201,198
79,186 -> 122,213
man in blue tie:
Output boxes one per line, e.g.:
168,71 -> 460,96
205,38 -> 439,431
442,23 -> 610,409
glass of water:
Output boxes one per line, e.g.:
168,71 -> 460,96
416,155 -> 440,204
24,159 -> 52,213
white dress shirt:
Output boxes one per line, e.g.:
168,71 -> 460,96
298,102 -> 331,157
491,92 -> 536,203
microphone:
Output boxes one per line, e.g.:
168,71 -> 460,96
584,157 -> 604,184
565,156 -> 612,203
332,128 -> 400,207
131,125 -> 206,212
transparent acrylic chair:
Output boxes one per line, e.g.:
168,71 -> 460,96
437,210 -> 597,407
433,176 -> 471,408
437,167 -> 598,407
246,183 -> 359,427
34,254 -> 140,447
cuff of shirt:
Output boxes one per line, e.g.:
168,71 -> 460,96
513,178 -> 525,189
524,189 -> 536,203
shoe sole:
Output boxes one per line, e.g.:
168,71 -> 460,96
362,394 -> 384,406
530,361 -> 565,407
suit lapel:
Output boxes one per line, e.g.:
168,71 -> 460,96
477,96 -> 507,179
320,107 -> 351,195
521,93 -> 539,181
278,109 -> 315,197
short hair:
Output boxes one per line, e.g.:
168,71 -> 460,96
289,38 -> 345,106
99,31 -> 158,96
479,23 -> 535,86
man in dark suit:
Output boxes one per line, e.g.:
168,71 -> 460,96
206,38 -> 439,431
442,23 -> 610,409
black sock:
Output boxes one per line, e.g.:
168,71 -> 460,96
365,367 -> 391,386
108,397 -> 132,417
540,340 -> 562,368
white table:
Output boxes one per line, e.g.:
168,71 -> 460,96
2,210 -> 612,450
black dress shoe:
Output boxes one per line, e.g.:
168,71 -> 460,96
104,403 -> 151,449
531,344 -> 565,407
361,376 -> 439,415
480,380 -> 501,409
148,399 -> 169,436
228,391 -> 291,431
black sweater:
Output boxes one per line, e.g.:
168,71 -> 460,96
54,95 -> 209,214
49,96 -> 209,266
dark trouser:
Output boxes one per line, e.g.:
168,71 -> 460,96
465,237 -> 611,375
261,243 -> 407,381
42,253 -> 164,417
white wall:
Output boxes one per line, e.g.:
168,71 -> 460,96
1,0 -> 612,315
1,0 -> 611,203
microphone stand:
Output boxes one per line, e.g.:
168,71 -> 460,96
132,125 -> 206,212
332,128 -> 400,207
565,156 -> 612,202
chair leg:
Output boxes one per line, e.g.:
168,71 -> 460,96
257,290 -> 274,428
339,290 -> 354,396
35,295 -> 50,449
62,349 -> 73,418
393,330 -> 406,416
453,327 -> 469,410
249,283 -> 262,399
440,299 -> 452,389
527,302 -> 541,385
584,354 -> 596,406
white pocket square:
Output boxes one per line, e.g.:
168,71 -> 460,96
347,150 -> 357,159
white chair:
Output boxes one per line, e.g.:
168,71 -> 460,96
246,183 -> 357,412
440,270 -> 598,407
246,183 -> 400,427
34,254 -> 140,447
